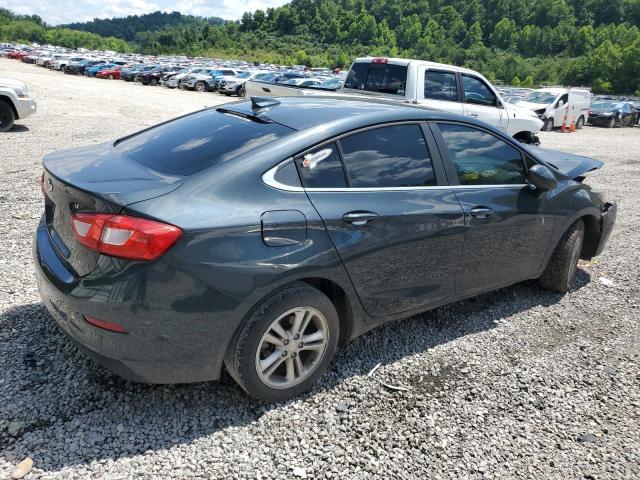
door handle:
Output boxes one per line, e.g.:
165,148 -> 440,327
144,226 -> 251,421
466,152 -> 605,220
342,211 -> 378,226
466,113 -> 479,118
470,207 -> 493,219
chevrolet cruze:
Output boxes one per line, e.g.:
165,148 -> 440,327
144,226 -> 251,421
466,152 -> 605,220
34,97 -> 616,401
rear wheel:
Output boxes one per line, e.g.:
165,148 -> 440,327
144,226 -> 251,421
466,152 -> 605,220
225,283 -> 339,401
0,100 -> 15,132
539,219 -> 585,293
195,81 -> 208,92
576,116 -> 585,129
108,74 -> 114,80
150,78 -> 159,86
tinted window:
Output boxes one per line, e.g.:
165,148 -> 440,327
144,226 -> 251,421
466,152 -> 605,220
115,109 -> 294,176
424,71 -> 458,101
344,62 -> 407,96
340,125 -> 436,188
438,123 -> 526,185
462,75 -> 497,106
295,143 -> 347,188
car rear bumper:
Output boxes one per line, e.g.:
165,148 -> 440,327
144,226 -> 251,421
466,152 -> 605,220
594,202 -> 617,256
14,96 -> 37,119
33,216 -> 229,384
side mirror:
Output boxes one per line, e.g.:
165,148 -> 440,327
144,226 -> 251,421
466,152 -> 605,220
528,164 -> 558,191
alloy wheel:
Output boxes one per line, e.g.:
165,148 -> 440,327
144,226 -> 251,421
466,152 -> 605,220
255,307 -> 329,389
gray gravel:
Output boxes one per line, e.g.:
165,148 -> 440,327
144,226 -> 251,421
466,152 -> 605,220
1,58 -> 639,479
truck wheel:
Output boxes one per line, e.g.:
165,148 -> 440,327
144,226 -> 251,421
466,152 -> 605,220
195,81 -> 208,92
224,283 -> 339,401
543,118 -> 554,131
576,116 -> 585,129
539,219 -> 585,293
0,100 -> 16,132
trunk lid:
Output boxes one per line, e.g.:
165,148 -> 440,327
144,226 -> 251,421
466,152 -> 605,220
42,142 -> 183,277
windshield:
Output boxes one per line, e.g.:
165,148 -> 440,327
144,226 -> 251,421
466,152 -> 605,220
592,101 -> 620,109
524,92 -> 558,104
115,108 -> 294,176
236,71 -> 251,78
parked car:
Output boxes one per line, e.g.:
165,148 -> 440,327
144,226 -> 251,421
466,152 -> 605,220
34,97 -> 616,401
65,59 -> 105,75
84,63 -> 116,77
588,101 -> 639,128
120,64 -> 151,82
135,65 -> 179,86
180,68 -> 237,92
245,57 -> 544,144
0,77 -> 37,131
163,67 -> 209,88
52,56 -> 84,71
96,66 -> 123,80
517,87 -> 591,131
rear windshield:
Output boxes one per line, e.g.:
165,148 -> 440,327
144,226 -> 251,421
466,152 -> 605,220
344,62 -> 407,96
115,109 -> 294,176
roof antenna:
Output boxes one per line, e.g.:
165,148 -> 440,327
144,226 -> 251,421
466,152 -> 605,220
251,96 -> 281,110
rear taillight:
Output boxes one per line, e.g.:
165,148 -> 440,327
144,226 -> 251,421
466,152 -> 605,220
71,213 -> 182,261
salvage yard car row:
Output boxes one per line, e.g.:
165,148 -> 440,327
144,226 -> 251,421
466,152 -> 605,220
1,44 -> 345,98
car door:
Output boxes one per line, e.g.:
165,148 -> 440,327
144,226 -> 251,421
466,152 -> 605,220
417,68 -> 464,114
431,122 -> 556,295
460,74 -> 508,133
298,123 -> 466,318
553,94 -> 569,125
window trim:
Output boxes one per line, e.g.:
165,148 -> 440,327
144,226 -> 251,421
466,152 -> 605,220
263,121 -> 448,192
429,120 -> 533,188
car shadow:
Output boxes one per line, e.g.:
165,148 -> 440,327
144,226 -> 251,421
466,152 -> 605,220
0,269 -> 590,471
6,124 -> 29,132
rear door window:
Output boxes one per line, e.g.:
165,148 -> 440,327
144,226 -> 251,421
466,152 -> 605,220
115,109 -> 294,176
344,62 -> 407,96
339,124 -> 436,188
295,143 -> 347,188
424,71 -> 458,101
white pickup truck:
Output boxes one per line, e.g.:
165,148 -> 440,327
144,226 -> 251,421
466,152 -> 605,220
245,57 -> 544,144
0,77 -> 37,132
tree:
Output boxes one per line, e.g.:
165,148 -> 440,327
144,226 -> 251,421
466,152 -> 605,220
522,75 -> 534,87
491,18 -> 517,50
511,76 -> 521,86
396,14 -> 421,49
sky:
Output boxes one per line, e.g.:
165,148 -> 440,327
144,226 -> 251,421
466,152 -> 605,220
2,0 -> 291,25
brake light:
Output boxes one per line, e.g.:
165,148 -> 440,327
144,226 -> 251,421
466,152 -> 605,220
71,213 -> 182,261
372,57 -> 389,64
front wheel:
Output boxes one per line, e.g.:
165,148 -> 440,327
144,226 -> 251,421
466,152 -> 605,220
539,219 -> 585,293
108,74 -> 114,80
195,81 -> 208,92
0,100 -> 16,132
576,116 -> 585,129
607,117 -> 616,128
542,118 -> 554,131
224,283 -> 339,401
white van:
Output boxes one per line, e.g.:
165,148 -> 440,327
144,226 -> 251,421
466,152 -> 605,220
518,87 -> 591,131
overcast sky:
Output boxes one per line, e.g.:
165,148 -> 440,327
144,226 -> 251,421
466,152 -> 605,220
3,0 -> 291,25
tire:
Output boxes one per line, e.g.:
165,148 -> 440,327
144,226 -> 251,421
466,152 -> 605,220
235,86 -> 242,96
543,118 -> 554,131
606,117 -> 615,128
239,85 -> 246,97
195,81 -> 208,92
150,78 -> 159,86
539,219 -> 585,293
576,116 -> 585,129
0,100 -> 15,132
224,283 -> 340,401
108,74 -> 114,80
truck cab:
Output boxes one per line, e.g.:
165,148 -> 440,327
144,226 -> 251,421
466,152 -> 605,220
343,57 -> 543,144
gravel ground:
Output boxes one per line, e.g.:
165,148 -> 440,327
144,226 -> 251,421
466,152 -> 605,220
1,58 -> 639,480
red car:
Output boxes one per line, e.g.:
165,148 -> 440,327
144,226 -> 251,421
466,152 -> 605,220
8,51 -> 28,59
96,66 -> 123,80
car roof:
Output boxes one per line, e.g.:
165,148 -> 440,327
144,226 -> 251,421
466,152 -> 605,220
224,96 -> 470,132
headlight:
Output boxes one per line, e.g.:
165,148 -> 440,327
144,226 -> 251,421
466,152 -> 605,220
225,82 -> 235,88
